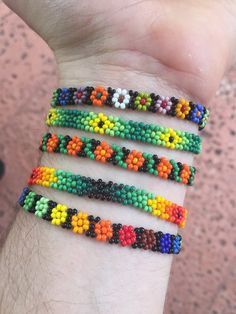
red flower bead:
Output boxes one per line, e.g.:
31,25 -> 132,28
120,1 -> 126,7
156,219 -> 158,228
118,225 -> 136,246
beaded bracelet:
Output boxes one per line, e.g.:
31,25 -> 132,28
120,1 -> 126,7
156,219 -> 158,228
28,166 -> 187,227
40,133 -> 196,185
18,187 -> 182,254
46,108 -> 201,154
51,86 -> 209,130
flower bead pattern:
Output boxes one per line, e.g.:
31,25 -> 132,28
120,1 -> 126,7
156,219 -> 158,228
175,99 -> 191,119
180,164 -> 191,185
35,197 -> 49,218
125,150 -> 145,171
95,220 -> 113,241
172,235 -> 182,254
134,92 -> 152,110
157,157 -> 173,179
22,191 -> 36,211
46,108 -> 202,153
155,96 -> 173,114
191,103 -> 205,124
73,87 -> 87,105
94,141 -> 113,163
119,225 -> 136,246
46,134 -> 59,152
51,204 -> 68,225
18,188 -> 183,255
159,233 -> 173,253
160,129 -> 182,149
90,86 -> 108,106
112,88 -> 130,109
89,113 -> 115,135
71,211 -> 90,234
50,86 -> 210,129
57,88 -> 72,106
41,133 -> 197,185
66,136 -> 83,156
141,229 -> 156,250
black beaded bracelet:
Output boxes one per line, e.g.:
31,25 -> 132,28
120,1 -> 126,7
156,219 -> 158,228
50,86 -> 209,130
19,187 -> 182,254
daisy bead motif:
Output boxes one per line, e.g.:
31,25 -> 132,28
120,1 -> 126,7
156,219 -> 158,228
156,96 -> 173,114
112,88 -> 130,109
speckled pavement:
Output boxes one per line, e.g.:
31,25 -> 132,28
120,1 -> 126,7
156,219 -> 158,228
0,4 -> 236,314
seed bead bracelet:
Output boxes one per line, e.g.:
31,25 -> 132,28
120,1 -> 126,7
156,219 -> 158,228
51,86 -> 209,130
18,187 -> 182,254
40,133 -> 196,185
28,166 -> 187,227
46,108 -> 201,154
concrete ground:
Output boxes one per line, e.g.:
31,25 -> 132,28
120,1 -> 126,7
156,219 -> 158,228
0,3 -> 236,314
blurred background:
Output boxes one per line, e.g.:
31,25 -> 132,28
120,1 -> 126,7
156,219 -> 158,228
0,3 -> 236,313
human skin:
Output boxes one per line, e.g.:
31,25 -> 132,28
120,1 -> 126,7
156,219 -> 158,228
1,1 -> 236,313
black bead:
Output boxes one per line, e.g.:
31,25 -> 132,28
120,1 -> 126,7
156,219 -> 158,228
86,231 -> 91,237
48,201 -> 57,208
94,216 -> 101,223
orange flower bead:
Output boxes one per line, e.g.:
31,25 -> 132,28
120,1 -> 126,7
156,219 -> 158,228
90,86 -> 108,106
157,157 -> 173,179
126,150 -> 144,171
71,211 -> 89,234
94,141 -> 113,163
46,134 -> 59,152
180,164 -> 191,184
95,220 -> 113,241
66,136 -> 83,156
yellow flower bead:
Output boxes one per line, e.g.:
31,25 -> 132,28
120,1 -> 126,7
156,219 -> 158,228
51,204 -> 68,225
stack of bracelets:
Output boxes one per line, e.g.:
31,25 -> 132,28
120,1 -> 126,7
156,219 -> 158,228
18,85 -> 210,255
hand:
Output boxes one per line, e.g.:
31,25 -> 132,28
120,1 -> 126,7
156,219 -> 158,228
2,1 -> 236,313
3,0 -> 236,101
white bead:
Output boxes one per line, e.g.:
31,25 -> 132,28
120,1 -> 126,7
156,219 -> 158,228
120,103 -> 126,109
116,88 -> 122,94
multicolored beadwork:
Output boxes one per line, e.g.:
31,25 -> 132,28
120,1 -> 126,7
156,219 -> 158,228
40,133 -> 196,185
46,108 -> 201,154
28,166 -> 187,227
50,86 -> 209,130
18,187 -> 182,254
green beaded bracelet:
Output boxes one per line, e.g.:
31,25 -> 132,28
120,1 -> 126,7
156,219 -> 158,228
18,187 -> 183,254
41,133 -> 196,185
46,108 -> 201,154
28,166 -> 187,227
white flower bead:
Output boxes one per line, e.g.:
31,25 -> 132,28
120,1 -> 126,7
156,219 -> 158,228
112,88 -> 130,109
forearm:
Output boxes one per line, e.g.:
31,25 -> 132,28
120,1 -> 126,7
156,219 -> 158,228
0,58 -> 196,314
